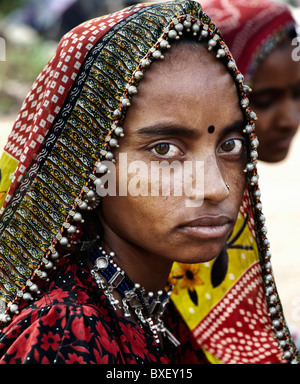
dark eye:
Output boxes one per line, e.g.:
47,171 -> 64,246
154,143 -> 170,155
219,139 -> 243,154
150,143 -> 183,158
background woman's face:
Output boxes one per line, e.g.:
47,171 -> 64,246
249,40 -> 300,163
99,44 -> 246,268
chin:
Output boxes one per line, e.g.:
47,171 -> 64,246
177,243 -> 225,265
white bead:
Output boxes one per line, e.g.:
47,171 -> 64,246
10,304 -> 19,314
241,98 -> 249,108
140,58 -> 150,68
227,60 -> 236,69
121,98 -> 131,107
114,127 -> 124,136
23,292 -> 33,301
152,50 -> 162,59
175,23 -> 183,32
249,111 -> 258,120
134,71 -> 144,80
216,49 -> 225,58
128,85 -> 137,94
159,40 -> 169,49
236,73 -> 244,83
29,283 -> 39,293
73,212 -> 82,222
200,30 -> 208,38
168,29 -> 177,39
59,236 -> 69,245
192,24 -> 200,33
245,124 -> 254,134
109,138 -> 118,147
97,164 -> 108,173
113,109 -> 121,118
105,152 -> 114,160
183,20 -> 191,30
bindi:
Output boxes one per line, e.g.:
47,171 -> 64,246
207,125 -> 215,134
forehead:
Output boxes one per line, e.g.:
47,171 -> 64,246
124,43 -> 242,132
253,41 -> 300,88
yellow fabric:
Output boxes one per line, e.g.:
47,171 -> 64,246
170,212 -> 259,330
0,152 -> 18,210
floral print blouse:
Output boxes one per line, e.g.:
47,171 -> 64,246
0,256 -> 207,364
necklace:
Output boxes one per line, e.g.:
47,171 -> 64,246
89,245 -> 180,347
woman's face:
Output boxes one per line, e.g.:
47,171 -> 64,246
98,44 -> 246,271
249,40 -> 300,163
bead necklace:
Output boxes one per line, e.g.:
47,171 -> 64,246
89,245 -> 180,347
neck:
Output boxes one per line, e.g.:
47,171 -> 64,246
101,226 -> 172,293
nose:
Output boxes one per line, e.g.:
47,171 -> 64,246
277,96 -> 300,133
185,155 -> 229,206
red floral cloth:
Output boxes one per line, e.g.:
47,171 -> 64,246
0,257 -> 207,364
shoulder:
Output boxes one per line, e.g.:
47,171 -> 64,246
0,258 -> 123,363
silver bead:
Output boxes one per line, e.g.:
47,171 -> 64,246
152,50 -> 162,59
254,190 -> 261,199
9,303 -> 19,314
250,150 -> 258,160
192,23 -> 200,33
140,58 -> 151,68
97,164 -> 108,173
73,212 -> 83,222
134,71 -> 144,80
183,20 -> 192,30
241,98 -> 249,108
261,226 -> 268,235
159,39 -> 169,49
251,138 -> 259,148
29,283 -> 39,293
200,30 -> 208,38
105,151 -> 114,161
168,29 -> 177,39
114,127 -> 124,137
175,23 -> 184,32
23,292 -> 33,301
227,60 -> 236,70
282,351 -> 291,360
249,111 -> 258,120
272,319 -> 281,328
268,306 -> 277,315
250,175 -> 258,185
208,39 -> 217,50
59,236 -> 69,246
216,48 -> 225,58
113,109 -> 121,118
51,249 -> 60,260
244,124 -> 254,134
121,98 -> 131,108
109,138 -> 118,147
128,85 -> 137,95
236,73 -> 244,83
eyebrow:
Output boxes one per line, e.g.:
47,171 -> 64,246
137,120 -> 245,138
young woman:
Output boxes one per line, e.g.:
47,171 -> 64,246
201,0 -> 300,163
0,1 -> 297,364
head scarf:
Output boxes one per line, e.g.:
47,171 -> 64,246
200,0 -> 297,82
0,0 -> 298,364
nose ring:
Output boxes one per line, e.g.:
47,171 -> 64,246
225,183 -> 230,191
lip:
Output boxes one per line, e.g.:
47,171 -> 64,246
178,215 -> 233,240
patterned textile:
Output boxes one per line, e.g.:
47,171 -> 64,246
0,0 -> 298,364
0,256 -> 206,364
165,0 -> 299,364
201,0 -> 297,81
